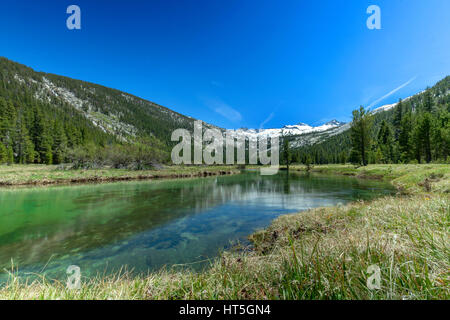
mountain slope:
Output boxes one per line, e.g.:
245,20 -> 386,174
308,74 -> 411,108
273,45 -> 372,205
0,57 -> 220,165
293,76 -> 450,164
1,57 -> 448,166
0,57 -> 211,144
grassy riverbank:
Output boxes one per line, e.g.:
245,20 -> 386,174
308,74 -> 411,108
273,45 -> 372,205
1,164 -> 449,300
291,164 -> 450,194
0,164 -> 240,186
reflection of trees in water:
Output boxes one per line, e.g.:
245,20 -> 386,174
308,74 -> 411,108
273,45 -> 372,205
0,173 -> 393,269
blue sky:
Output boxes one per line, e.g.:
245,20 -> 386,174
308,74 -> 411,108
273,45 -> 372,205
1,0 -> 449,129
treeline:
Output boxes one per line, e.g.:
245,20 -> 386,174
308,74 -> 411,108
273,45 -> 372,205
68,138 -> 168,169
0,96 -> 169,167
288,132 -> 351,165
292,76 -> 450,165
0,56 -> 196,146
0,57 -> 183,167
0,97 -> 108,164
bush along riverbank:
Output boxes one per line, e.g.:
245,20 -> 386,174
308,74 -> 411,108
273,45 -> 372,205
0,164 -> 449,300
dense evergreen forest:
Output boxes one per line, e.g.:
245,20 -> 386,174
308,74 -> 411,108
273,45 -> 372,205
1,57 -> 449,168
0,57 -> 201,167
291,76 -> 450,165
0,88 -> 115,165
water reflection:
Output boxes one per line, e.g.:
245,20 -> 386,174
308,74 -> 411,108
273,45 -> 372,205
0,171 -> 394,281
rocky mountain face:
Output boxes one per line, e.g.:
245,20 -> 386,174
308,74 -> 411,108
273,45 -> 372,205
225,120 -> 347,149
0,57 -> 218,147
231,120 -> 345,138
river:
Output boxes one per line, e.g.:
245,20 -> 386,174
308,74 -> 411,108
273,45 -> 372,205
0,171 -> 395,282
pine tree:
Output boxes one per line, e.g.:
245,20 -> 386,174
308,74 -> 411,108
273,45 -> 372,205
423,89 -> 433,113
412,122 -> 422,163
433,108 -> 450,161
339,151 -> 347,164
14,111 -> 35,164
6,145 -> 13,164
0,98 -> 17,159
418,113 -> 433,163
305,154 -> 312,171
377,120 -> 394,163
0,143 -> 7,164
350,106 -> 372,166
393,99 -> 403,140
52,121 -> 68,164
30,107 -> 53,164
398,112 -> 412,162
282,138 -> 291,170
374,147 -> 383,164
442,121 -> 450,162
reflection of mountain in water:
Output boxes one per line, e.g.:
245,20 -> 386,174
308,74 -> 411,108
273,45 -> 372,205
0,172 -> 394,278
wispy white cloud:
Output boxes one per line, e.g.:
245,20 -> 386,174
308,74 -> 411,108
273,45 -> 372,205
368,76 -> 417,109
203,98 -> 242,123
259,112 -> 275,129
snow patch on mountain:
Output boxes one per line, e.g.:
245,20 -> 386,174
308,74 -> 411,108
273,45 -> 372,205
372,93 -> 417,114
229,120 -> 346,140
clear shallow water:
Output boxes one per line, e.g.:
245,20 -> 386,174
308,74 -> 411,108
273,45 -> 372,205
0,171 -> 394,281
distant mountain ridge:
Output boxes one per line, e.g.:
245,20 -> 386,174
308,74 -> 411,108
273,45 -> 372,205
1,56 -> 448,167
231,120 -> 346,138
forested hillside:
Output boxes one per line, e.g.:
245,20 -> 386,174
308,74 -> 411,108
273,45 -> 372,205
292,76 -> 450,164
1,57 -> 449,167
0,57 -> 210,167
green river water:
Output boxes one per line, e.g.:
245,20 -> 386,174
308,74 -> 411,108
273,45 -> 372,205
0,171 -> 395,282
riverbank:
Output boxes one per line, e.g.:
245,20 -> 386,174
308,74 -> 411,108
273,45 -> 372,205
292,163 -> 450,193
0,164 -> 240,187
1,164 -> 449,300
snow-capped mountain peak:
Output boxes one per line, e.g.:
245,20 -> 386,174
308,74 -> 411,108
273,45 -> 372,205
324,120 -> 345,126
228,119 -> 345,139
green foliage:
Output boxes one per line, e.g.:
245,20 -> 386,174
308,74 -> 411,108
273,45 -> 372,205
294,76 -> 450,165
398,112 -> 412,162
350,106 -> 373,166
377,120 -> 395,163
68,137 -> 168,170
417,112 -> 433,163
0,57 -> 181,166
0,143 -> 7,164
1,57 -> 448,167
393,98 -> 403,139
282,138 -> 292,169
